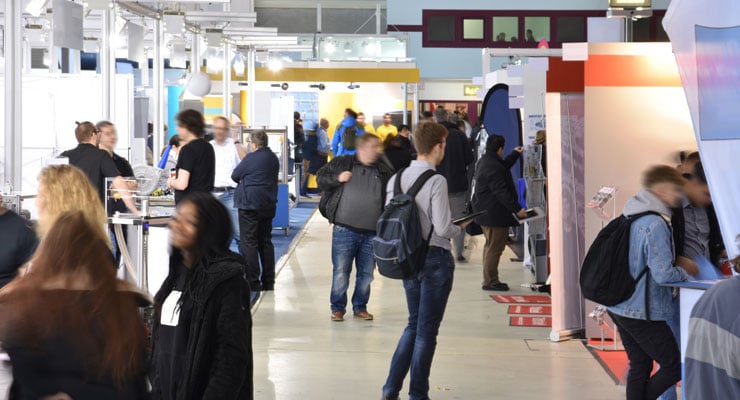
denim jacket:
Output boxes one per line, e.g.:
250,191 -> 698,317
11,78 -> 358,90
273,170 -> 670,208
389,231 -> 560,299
607,189 -> 689,321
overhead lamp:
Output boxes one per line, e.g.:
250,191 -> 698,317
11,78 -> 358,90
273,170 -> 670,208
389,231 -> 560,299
267,58 -> 283,72
232,52 -> 246,77
324,41 -> 336,54
364,41 -> 378,56
205,48 -> 224,73
309,83 -> 326,91
343,41 -> 353,53
347,82 -> 360,90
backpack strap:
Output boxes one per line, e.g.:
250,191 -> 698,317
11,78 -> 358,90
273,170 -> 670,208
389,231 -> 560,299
407,169 -> 438,197
393,168 -> 406,198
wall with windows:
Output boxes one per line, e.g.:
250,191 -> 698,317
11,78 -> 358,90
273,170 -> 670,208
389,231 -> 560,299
388,0 -> 671,79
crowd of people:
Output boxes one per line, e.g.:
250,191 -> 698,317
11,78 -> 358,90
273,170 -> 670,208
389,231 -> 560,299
0,103 -> 737,400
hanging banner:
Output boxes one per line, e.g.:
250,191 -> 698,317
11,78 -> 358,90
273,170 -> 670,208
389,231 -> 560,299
664,0 -> 740,258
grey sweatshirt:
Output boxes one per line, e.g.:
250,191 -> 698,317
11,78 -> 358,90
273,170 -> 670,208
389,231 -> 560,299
386,160 -> 462,250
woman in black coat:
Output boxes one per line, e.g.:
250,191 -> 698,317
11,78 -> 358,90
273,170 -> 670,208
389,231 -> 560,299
151,192 -> 253,400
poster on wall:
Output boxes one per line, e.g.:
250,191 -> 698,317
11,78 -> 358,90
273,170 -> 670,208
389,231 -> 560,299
664,0 -> 740,258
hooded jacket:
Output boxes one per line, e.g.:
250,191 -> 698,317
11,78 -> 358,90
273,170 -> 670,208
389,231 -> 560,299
331,116 -> 366,157
151,252 -> 253,400
607,189 -> 689,321
437,121 -> 474,194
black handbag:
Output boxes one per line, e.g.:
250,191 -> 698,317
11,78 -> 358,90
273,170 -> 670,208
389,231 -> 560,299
464,202 -> 484,236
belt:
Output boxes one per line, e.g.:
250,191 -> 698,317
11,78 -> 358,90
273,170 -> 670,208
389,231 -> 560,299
427,246 -> 450,254
213,186 -> 235,192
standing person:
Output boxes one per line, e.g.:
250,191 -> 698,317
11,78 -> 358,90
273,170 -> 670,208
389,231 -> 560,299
97,120 -> 135,264
317,134 -> 393,321
381,122 -> 470,400
0,194 -> 38,288
232,131 -> 280,297
437,109 -> 474,262
375,113 -> 398,143
607,165 -> 697,400
150,192 -> 253,400
383,135 -> 412,172
167,110 -> 216,205
210,116 -> 246,254
300,121 -> 319,197
397,124 -> 417,159
314,118 -> 331,172
0,211 -> 148,399
471,135 -> 528,291
331,108 -> 365,157
60,121 -> 137,212
357,112 -> 375,135
684,257 -> 740,399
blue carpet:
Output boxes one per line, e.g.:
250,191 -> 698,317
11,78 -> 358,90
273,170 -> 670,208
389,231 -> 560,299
272,201 -> 318,263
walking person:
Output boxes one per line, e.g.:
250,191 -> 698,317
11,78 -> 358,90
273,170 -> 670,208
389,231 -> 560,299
382,122 -> 471,400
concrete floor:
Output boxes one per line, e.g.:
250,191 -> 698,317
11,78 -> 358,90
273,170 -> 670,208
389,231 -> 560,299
0,209 -> 625,399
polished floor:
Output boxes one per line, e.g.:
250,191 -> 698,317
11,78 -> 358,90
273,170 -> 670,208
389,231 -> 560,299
0,209 -> 626,399
251,211 -> 624,400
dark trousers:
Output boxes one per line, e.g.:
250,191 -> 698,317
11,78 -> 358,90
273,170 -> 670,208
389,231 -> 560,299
238,207 -> 276,291
609,312 -> 681,400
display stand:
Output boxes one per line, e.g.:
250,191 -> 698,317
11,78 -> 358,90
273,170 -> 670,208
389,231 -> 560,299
241,126 -> 291,235
585,186 -> 622,351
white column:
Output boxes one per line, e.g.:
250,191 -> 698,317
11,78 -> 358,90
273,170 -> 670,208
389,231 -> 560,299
223,43 -> 231,117
376,3 -> 382,34
247,48 -> 256,127
4,0 -> 23,190
191,33 -> 201,75
402,83 -> 408,125
411,83 -> 419,128
153,16 -> 165,164
101,5 -> 117,119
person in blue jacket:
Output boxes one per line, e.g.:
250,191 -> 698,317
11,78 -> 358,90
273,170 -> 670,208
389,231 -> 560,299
331,108 -> 365,156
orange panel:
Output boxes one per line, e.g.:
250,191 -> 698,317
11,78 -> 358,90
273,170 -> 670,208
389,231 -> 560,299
585,55 -> 682,87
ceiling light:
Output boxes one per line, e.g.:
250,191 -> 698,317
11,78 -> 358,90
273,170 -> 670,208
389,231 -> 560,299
343,42 -> 352,53
268,58 -> 283,72
233,52 -> 246,77
324,41 -> 336,54
347,82 -> 360,90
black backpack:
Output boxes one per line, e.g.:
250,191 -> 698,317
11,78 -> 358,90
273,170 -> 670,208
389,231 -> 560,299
580,211 -> 669,312
342,126 -> 358,151
372,169 -> 437,279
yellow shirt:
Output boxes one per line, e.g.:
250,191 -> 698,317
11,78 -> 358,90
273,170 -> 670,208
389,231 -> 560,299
375,124 -> 398,142
360,123 -> 375,136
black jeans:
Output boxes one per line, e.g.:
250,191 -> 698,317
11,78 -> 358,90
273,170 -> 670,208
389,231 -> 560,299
238,207 -> 276,291
608,312 -> 681,400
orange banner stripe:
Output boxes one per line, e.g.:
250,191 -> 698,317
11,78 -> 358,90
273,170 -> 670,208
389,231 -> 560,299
585,55 -> 682,87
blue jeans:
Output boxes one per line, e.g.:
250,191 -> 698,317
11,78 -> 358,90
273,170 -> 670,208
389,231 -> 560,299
330,225 -> 376,314
383,248 -> 454,400
215,189 -> 240,253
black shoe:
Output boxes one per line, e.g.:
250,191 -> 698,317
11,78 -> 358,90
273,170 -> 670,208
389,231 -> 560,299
482,283 -> 510,291
456,256 -> 467,263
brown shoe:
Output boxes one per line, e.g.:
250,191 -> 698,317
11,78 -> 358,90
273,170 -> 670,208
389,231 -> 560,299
331,311 -> 345,321
353,311 -> 374,320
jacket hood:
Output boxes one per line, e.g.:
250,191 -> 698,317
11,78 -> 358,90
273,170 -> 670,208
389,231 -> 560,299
187,252 -> 246,304
341,116 -> 357,128
623,188 -> 673,218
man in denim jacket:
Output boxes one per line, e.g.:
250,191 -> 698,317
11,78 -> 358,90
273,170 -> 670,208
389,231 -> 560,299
607,165 -> 698,400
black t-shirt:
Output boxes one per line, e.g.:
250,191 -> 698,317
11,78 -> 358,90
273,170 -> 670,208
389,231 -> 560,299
0,211 -> 38,288
157,269 -> 193,400
60,143 -> 121,202
108,152 -> 135,215
174,138 -> 215,204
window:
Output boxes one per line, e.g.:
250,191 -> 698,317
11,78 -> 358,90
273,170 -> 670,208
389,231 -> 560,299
428,15 -> 455,42
493,16 -> 519,43
525,17 -> 550,43
557,17 -> 585,43
463,18 -> 484,40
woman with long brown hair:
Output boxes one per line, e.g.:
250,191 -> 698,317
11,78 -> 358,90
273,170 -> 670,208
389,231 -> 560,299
0,211 -> 147,398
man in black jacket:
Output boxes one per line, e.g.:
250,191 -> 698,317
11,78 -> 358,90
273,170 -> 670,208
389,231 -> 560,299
436,110 -> 474,262
472,135 -> 527,291
317,134 -> 394,322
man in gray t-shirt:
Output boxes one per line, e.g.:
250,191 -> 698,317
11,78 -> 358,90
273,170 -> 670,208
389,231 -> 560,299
316,134 -> 394,322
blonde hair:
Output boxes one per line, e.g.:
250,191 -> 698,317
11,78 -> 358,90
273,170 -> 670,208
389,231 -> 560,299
36,165 -> 109,243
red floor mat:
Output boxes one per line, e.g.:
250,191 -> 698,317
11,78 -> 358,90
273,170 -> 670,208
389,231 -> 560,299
509,316 -> 552,327
491,294 -> 551,304
507,305 -> 552,315
585,340 -> 629,385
